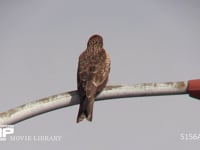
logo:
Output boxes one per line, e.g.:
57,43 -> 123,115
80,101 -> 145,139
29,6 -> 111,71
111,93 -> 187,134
0,125 -> 62,142
0,125 -> 14,141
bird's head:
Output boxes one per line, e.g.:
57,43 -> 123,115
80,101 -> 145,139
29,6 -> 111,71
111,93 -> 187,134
87,34 -> 103,49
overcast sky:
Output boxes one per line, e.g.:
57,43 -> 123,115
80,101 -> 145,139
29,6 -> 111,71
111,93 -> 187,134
1,0 -> 200,149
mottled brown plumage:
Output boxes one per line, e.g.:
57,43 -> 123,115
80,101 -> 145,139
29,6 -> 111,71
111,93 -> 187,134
76,34 -> 111,123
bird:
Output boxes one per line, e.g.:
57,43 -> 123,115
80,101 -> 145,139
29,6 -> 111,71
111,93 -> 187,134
76,34 -> 111,123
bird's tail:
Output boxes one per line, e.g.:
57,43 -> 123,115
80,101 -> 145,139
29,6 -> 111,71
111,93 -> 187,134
76,97 -> 94,123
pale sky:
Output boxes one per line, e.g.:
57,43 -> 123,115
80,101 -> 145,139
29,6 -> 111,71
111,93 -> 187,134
0,0 -> 200,149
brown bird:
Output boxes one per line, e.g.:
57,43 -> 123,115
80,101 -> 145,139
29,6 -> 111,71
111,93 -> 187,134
76,34 -> 111,123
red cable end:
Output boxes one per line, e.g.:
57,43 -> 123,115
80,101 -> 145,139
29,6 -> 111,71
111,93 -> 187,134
188,79 -> 200,100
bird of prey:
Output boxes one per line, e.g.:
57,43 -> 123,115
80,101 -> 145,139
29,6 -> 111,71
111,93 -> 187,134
76,34 -> 111,123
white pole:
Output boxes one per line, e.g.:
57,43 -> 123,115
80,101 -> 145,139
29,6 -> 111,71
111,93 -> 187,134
0,81 -> 188,125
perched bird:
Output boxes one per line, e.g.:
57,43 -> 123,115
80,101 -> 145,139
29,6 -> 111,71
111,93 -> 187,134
76,34 -> 111,123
